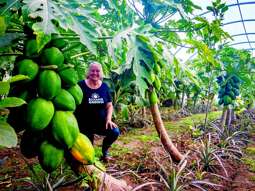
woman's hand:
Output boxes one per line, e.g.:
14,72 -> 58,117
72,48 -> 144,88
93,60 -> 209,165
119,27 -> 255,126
106,120 -> 117,129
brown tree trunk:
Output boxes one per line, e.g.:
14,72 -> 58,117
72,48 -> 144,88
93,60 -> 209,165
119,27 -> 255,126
150,103 -> 183,162
181,88 -> 185,109
220,106 -> 228,128
141,107 -> 147,118
71,163 -> 131,191
225,108 -> 234,128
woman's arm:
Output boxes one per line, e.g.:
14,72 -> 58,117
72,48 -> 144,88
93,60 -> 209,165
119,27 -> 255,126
105,102 -> 117,129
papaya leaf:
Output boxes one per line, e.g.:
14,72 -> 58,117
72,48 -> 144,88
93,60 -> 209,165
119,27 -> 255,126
8,74 -> 30,83
0,120 -> 17,148
0,81 -> 10,95
0,0 -> 21,15
35,31 -> 51,53
23,0 -> 99,55
119,103 -> 129,121
0,33 -> 24,48
23,0 -> 64,34
0,16 -> 6,35
0,97 -> 26,108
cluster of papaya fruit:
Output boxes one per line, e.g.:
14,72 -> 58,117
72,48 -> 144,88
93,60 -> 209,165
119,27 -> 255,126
148,63 -> 162,105
217,74 -> 240,106
8,37 -> 95,173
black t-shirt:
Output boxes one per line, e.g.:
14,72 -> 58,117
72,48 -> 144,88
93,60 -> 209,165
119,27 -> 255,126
75,80 -> 112,127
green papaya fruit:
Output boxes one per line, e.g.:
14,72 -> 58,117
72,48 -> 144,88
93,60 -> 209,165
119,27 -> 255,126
153,76 -> 161,90
51,39 -> 67,49
232,75 -> 240,83
41,47 -> 64,67
17,59 -> 39,81
218,88 -> 225,98
67,84 -> 83,105
25,39 -> 39,57
227,90 -> 235,100
229,78 -> 236,87
20,130 -> 43,158
233,88 -> 240,96
70,133 -> 95,164
223,95 -> 232,106
53,89 -> 76,111
27,98 -> 54,131
149,90 -> 158,105
232,83 -> 239,89
38,70 -> 61,100
150,73 -> 155,83
39,140 -> 64,173
51,111 -> 79,148
153,64 -> 161,74
225,83 -> 232,91
59,68 -> 78,86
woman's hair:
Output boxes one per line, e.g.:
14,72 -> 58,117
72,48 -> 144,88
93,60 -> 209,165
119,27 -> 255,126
86,61 -> 104,80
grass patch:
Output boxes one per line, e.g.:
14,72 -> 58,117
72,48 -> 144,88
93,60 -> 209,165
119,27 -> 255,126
249,176 -> 255,182
245,147 -> 255,156
164,111 -> 221,134
110,143 -> 133,157
133,133 -> 159,142
242,158 -> 255,172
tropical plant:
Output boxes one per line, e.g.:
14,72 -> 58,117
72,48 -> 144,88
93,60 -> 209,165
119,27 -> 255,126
0,75 -> 29,148
196,134 -> 228,176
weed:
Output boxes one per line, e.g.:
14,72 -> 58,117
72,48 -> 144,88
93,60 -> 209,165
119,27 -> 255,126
242,158 -> 255,172
245,147 -> 255,156
110,144 -> 133,157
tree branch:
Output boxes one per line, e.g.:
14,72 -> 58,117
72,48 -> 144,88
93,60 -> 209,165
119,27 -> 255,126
127,0 -> 145,20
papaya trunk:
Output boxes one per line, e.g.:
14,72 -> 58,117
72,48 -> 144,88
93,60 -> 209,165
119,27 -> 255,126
220,106 -> 228,128
232,109 -> 237,121
192,96 -> 198,111
71,163 -> 131,191
204,81 -> 213,128
141,107 -> 147,118
149,103 -> 183,162
226,108 -> 232,127
181,88 -> 185,109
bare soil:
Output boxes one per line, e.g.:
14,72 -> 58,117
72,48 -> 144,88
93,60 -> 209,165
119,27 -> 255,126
1,114 -> 255,191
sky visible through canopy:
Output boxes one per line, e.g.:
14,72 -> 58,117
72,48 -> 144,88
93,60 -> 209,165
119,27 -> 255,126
174,0 -> 255,62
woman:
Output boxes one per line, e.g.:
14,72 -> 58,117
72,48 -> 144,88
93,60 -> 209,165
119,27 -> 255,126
75,62 -> 120,162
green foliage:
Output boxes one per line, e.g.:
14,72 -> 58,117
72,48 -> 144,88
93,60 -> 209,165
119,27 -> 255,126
0,120 -> 17,148
0,97 -> 26,108
242,158 -> 255,172
0,76 -> 29,148
245,147 -> 255,156
22,0 -> 99,54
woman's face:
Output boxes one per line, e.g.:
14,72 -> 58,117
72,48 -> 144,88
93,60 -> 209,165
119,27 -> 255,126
88,64 -> 102,81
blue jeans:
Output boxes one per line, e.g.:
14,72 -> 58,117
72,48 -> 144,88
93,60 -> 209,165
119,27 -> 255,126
80,122 -> 120,157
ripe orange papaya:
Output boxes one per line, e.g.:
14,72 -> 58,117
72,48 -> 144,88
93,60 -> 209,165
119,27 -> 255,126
70,133 -> 95,164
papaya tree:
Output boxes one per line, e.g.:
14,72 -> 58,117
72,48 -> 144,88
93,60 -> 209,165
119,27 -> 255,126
218,46 -> 255,126
94,0 -> 201,162
185,0 -> 230,128
0,1 -> 132,190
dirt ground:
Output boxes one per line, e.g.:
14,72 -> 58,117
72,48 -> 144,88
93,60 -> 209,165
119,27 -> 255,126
1,114 -> 255,191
